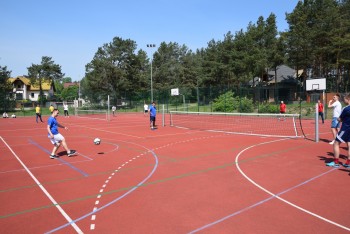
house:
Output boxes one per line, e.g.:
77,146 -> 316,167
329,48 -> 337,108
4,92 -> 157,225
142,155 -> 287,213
8,76 -> 55,102
248,65 -> 306,103
63,82 -> 79,89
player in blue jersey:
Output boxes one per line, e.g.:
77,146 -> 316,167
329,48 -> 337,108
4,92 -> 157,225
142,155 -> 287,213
149,101 -> 157,130
47,108 -> 76,159
326,94 -> 350,168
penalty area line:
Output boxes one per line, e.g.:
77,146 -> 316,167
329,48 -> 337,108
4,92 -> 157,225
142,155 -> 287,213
0,136 -> 83,234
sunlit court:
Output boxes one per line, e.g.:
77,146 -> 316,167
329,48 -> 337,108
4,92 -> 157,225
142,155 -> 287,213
0,112 -> 349,233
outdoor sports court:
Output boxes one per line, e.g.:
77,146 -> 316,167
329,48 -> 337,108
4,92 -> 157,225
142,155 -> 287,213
0,112 -> 349,233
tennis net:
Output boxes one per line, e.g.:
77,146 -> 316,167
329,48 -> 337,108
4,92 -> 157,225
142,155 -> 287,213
75,109 -> 109,121
169,111 -> 303,138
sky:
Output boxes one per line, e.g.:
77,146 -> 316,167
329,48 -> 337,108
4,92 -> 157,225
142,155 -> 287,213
1,0 -> 300,81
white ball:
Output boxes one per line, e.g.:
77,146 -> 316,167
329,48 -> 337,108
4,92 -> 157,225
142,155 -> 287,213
94,138 -> 101,145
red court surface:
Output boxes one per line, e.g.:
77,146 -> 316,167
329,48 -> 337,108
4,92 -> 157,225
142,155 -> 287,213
0,113 -> 349,233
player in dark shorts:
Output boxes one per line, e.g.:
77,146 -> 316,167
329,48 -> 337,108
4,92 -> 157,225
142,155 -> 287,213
326,93 -> 350,168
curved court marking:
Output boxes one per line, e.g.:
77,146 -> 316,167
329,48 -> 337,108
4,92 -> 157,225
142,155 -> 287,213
190,138 -> 350,233
45,141 -> 159,234
0,136 -> 84,234
234,139 -> 350,231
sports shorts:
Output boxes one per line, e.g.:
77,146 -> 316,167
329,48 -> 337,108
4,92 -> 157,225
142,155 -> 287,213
48,133 -> 64,145
331,117 -> 340,128
336,129 -> 350,143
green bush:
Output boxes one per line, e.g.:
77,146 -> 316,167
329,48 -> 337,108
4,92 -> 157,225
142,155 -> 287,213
212,91 -> 254,112
258,103 -> 279,113
238,97 -> 254,113
212,91 -> 235,112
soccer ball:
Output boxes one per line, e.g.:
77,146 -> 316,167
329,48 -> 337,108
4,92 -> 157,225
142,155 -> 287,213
94,138 -> 101,145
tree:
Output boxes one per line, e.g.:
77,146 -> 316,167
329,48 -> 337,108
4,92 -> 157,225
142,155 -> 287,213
61,85 -> 78,101
27,56 -> 64,105
0,66 -> 12,111
85,36 -> 146,104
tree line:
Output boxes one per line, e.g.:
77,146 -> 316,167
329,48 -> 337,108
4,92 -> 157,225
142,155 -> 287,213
1,0 -> 349,107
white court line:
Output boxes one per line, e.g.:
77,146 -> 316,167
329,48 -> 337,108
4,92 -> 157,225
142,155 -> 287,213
235,138 -> 350,232
0,136 -> 83,234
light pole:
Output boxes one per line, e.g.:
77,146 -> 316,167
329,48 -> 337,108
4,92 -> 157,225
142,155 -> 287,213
147,44 -> 156,102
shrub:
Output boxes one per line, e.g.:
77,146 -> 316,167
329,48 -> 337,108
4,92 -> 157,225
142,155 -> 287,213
258,103 -> 279,113
212,91 -> 254,112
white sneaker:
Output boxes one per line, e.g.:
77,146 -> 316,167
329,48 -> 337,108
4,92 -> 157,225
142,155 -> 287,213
329,140 -> 335,145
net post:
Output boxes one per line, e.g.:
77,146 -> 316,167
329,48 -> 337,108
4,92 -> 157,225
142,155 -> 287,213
162,104 -> 165,127
107,95 -> 110,121
315,103 -> 319,142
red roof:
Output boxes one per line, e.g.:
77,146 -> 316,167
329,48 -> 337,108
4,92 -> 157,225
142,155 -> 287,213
63,82 -> 79,88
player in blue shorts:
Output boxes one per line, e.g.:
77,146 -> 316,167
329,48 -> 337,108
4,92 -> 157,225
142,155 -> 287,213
149,101 -> 156,130
326,94 -> 350,168
47,108 -> 76,159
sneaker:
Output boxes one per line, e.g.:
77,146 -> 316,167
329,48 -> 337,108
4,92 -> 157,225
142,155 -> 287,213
329,140 -> 335,145
67,150 -> 76,157
343,164 -> 350,168
326,161 -> 340,168
50,154 -> 58,159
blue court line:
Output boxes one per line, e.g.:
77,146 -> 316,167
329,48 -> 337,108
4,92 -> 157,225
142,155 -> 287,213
28,139 -> 89,177
45,149 -> 159,234
189,168 -> 337,233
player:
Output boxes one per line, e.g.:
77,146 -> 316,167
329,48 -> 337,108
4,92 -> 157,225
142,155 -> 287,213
112,105 -> 116,117
63,102 -> 69,118
144,102 -> 148,116
326,93 -> 350,168
279,101 -> 286,120
328,94 -> 342,144
47,108 -> 76,159
35,104 -> 44,123
317,100 -> 324,124
149,101 -> 156,129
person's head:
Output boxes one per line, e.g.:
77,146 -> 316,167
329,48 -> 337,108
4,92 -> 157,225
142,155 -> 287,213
343,94 -> 350,104
152,101 -> 155,106
333,94 -> 340,101
52,108 -> 59,117
318,100 -> 321,103
281,101 -> 284,104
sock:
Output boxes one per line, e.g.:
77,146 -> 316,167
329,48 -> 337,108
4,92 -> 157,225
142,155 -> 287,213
334,158 -> 339,164
345,159 -> 350,165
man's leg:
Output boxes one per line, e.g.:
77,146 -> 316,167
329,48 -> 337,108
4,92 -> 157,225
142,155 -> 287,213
326,141 -> 340,167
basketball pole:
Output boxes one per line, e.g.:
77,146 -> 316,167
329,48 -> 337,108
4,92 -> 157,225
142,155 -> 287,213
315,102 -> 319,143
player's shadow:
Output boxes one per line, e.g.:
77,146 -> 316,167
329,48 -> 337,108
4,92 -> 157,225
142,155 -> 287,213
56,151 -> 78,157
318,153 -> 334,163
319,138 -> 331,143
319,151 -> 348,162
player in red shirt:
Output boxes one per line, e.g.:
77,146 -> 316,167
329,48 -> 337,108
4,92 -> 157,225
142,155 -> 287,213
318,100 -> 324,124
279,101 -> 286,121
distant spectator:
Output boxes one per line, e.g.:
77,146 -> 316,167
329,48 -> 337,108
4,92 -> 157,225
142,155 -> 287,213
11,114 -> 16,118
318,100 -> 324,124
279,101 -> 286,121
36,104 -> 44,123
112,105 -> 116,117
63,102 -> 69,118
3,112 -> 8,118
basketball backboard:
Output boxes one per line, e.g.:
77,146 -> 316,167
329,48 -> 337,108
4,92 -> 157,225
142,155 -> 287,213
306,78 -> 326,91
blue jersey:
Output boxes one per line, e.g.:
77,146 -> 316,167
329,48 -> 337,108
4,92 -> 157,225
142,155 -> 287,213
47,116 -> 59,135
149,105 -> 156,117
340,105 -> 350,130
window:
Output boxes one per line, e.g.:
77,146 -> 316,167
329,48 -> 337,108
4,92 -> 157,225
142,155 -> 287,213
31,93 -> 34,98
